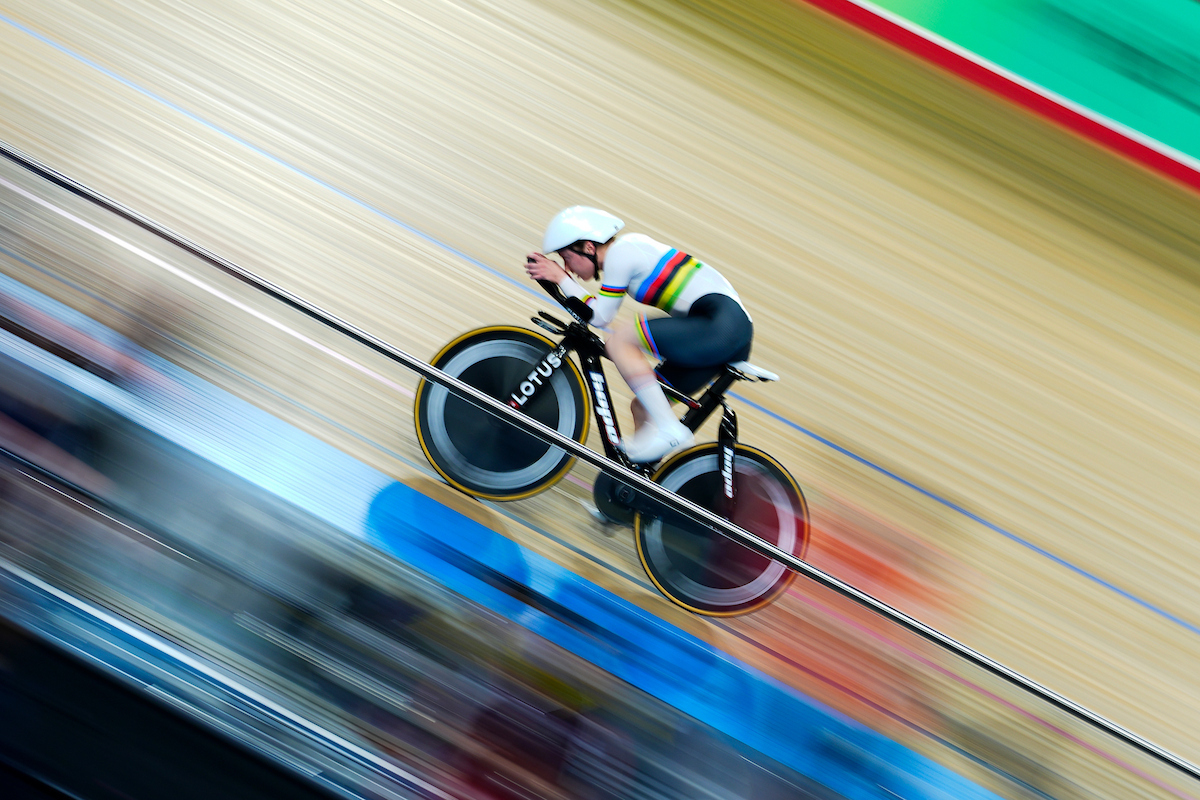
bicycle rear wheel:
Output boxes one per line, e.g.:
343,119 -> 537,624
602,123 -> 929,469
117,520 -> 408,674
634,443 -> 808,616
414,326 -> 589,501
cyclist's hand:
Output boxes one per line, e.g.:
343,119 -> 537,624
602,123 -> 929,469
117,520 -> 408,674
525,252 -> 568,284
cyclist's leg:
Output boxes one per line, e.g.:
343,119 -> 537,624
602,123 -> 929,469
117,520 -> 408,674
605,322 -> 657,395
610,296 -> 750,461
654,363 -> 720,398
605,323 -> 692,461
647,294 -> 753,395
603,322 -> 655,426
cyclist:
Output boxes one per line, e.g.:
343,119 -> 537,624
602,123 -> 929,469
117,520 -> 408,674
525,206 -> 753,463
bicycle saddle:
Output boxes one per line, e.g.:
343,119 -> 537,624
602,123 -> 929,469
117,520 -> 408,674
728,361 -> 779,382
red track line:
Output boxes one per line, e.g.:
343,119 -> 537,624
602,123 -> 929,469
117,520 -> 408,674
795,0 -> 1200,195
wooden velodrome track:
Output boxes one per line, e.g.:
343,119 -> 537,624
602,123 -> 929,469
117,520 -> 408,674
3,0 -> 1200,793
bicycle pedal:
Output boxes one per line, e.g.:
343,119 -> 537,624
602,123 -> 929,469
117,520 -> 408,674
575,498 -> 627,533
576,498 -> 617,529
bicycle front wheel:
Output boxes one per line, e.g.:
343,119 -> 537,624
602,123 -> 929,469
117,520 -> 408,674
634,443 -> 809,616
414,326 -> 589,501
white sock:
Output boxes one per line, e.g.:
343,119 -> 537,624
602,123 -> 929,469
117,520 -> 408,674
631,377 -> 678,430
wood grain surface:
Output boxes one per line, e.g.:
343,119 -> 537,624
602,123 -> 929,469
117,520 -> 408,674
2,0 -> 1200,794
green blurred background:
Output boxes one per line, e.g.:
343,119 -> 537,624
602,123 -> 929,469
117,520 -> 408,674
869,0 -> 1200,160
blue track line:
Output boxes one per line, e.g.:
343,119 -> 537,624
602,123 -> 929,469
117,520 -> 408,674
4,13 -> 1197,638
738,396 -> 1200,636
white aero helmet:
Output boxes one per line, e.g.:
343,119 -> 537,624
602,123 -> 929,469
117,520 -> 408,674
542,206 -> 624,253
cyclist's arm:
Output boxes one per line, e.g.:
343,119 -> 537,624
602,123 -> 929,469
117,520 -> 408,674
554,279 -> 618,328
561,253 -> 632,328
557,275 -> 596,312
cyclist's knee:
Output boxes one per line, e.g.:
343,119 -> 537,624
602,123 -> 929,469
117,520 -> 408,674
605,325 -> 640,361
605,323 -> 635,348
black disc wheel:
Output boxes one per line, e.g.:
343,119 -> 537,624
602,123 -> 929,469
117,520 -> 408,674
634,443 -> 809,616
415,326 -> 589,500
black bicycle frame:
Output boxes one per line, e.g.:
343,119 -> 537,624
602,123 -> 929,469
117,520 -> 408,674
522,278 -> 742,506
520,302 -> 743,510
522,315 -> 635,467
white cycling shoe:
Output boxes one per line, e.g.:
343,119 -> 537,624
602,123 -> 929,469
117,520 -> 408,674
619,420 -> 694,464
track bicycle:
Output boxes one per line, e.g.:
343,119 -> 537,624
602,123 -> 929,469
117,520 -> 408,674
414,281 -> 809,615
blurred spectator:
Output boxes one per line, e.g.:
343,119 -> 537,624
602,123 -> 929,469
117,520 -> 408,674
0,286 -> 178,393
0,284 -> 183,496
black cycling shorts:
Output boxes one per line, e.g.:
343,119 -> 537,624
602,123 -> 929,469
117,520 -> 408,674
638,293 -> 753,396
